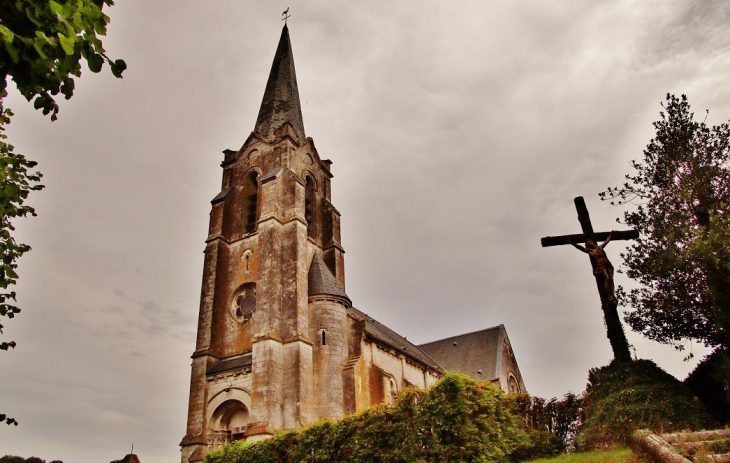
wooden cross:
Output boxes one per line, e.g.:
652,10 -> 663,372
541,196 -> 639,362
282,7 -> 291,24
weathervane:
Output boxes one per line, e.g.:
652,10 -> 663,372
282,7 -> 291,24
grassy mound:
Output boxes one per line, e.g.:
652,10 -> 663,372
206,372 -> 525,463
578,359 -> 715,450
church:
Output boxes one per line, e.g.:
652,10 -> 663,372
180,25 -> 526,463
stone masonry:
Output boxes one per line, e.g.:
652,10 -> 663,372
180,24 -> 526,463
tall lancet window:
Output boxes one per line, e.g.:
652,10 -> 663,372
244,172 -> 259,234
305,176 -> 315,237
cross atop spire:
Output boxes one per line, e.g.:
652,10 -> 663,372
254,24 -> 305,141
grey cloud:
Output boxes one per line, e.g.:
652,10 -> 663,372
0,1 -> 724,462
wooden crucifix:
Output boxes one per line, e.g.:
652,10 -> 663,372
541,196 -> 639,362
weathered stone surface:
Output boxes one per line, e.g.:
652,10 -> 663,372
180,23 -> 525,463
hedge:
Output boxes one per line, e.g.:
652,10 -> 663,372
205,372 -> 526,463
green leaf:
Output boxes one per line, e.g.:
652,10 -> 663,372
110,58 -> 126,78
49,0 -> 65,18
0,26 -> 15,43
4,42 -> 19,64
60,77 -> 75,99
32,38 -> 48,59
58,33 -> 76,55
87,52 -> 103,72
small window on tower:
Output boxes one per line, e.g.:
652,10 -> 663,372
305,176 -> 315,237
243,172 -> 259,234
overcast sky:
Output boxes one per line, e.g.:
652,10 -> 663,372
1,1 -> 729,462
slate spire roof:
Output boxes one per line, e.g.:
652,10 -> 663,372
308,252 -> 350,304
254,24 -> 306,141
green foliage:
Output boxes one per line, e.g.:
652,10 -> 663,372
0,107 -> 43,354
0,0 -> 126,120
578,359 -> 715,450
0,106 -> 42,427
205,372 -> 525,463
0,456 -> 63,463
0,413 -> 18,426
601,94 -> 730,351
684,349 -> 730,425
509,393 -> 582,461
0,0 -> 124,427
526,448 -> 643,463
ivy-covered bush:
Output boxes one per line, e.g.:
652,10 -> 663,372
577,359 -> 716,450
684,349 -> 730,425
205,372 -> 525,463
509,393 -> 582,461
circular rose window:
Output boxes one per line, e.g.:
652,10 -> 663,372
231,284 -> 256,323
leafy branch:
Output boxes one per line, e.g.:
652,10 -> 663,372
0,0 -> 125,426
0,0 -> 127,120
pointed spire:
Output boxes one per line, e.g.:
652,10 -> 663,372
308,252 -> 350,305
254,24 -> 306,141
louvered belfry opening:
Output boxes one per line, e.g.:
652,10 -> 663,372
244,172 -> 259,234
305,176 -> 315,237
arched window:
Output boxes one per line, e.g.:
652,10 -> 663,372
243,172 -> 259,234
384,376 -> 398,403
507,373 -> 520,394
305,176 -> 315,237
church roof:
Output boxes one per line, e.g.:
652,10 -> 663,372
308,252 -> 350,304
417,325 -> 505,381
206,353 -> 252,375
349,307 -> 443,372
254,24 -> 306,141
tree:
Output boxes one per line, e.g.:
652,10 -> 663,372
0,0 -> 126,425
601,94 -> 730,352
0,0 -> 127,120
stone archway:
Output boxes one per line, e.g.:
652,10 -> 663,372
206,389 -> 252,449
210,399 -> 249,440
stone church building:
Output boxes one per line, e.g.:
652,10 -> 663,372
180,25 -> 526,463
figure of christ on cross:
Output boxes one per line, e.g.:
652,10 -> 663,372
541,197 -> 639,362
570,233 -> 615,302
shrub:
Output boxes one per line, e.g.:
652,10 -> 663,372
0,457 -> 62,463
684,349 -> 730,425
205,372 -> 525,463
577,359 -> 716,450
509,393 -> 582,461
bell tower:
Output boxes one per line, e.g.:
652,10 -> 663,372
180,25 -> 347,463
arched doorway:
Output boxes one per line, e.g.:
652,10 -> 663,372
208,399 -> 250,448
